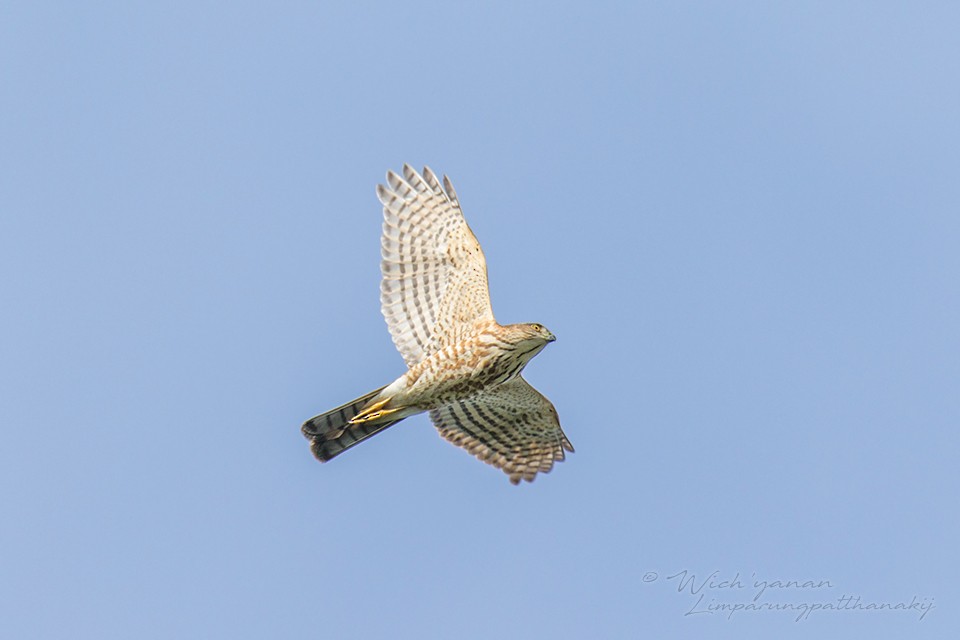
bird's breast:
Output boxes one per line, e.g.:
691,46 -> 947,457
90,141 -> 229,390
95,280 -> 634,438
399,340 -> 527,408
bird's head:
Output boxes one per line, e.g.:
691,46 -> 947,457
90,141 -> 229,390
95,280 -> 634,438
507,322 -> 557,350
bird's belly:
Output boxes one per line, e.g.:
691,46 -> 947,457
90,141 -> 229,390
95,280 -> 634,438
399,348 -> 524,409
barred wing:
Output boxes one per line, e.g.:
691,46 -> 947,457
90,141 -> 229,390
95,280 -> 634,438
378,165 -> 494,368
429,377 -> 574,484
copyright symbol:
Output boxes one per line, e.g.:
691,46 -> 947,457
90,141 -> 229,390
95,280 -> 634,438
642,572 -> 658,583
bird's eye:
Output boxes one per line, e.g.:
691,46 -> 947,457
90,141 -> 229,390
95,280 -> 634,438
533,324 -> 543,332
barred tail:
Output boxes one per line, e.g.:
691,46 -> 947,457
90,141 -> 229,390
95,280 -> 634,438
301,386 -> 404,462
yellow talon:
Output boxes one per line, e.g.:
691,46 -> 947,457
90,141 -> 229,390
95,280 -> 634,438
350,397 -> 400,424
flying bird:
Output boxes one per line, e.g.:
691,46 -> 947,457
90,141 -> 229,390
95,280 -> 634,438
302,165 -> 572,484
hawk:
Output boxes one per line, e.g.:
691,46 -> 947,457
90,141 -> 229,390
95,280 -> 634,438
302,165 -> 572,484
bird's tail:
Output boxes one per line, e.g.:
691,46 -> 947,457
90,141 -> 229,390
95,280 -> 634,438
301,386 -> 404,462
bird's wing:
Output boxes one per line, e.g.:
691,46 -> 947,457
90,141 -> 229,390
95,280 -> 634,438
378,165 -> 495,368
429,376 -> 573,484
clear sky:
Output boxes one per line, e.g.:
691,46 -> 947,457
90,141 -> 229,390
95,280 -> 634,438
1,2 -> 957,638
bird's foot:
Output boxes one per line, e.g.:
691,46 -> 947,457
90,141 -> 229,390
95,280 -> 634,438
350,397 -> 401,424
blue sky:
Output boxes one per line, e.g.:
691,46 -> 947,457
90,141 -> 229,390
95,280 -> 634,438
1,2 -> 957,638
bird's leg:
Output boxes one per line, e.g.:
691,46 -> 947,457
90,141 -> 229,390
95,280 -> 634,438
350,397 -> 403,425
